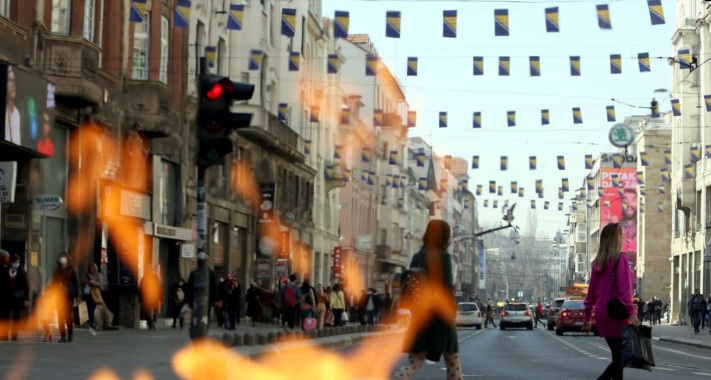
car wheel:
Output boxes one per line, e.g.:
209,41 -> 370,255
593,328 -> 599,336
555,326 -> 564,336
547,322 -> 554,331
527,323 -> 533,330
476,324 -> 482,330
500,325 -> 505,331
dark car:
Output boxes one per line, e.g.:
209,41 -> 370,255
547,298 -> 566,331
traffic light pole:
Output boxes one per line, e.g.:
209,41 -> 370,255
192,57 -> 210,340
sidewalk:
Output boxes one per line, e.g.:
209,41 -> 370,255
649,321 -> 711,350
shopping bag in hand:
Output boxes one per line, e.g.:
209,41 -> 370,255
621,324 -> 655,371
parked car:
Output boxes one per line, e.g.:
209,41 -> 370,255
547,298 -> 566,331
555,299 -> 597,336
500,302 -> 533,330
456,302 -> 483,329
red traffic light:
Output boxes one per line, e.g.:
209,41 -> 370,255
205,83 -> 224,101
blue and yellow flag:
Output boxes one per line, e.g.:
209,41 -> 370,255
281,8 -> 296,37
558,202 -> 564,211
414,151 -> 424,166
130,0 -> 146,23
443,10 -> 457,38
658,184 -> 666,194
418,177 -> 428,191
639,151 -> 649,166
541,109 -> 550,125
174,1 -> 190,28
483,200 -> 489,208
288,51 -> 300,71
656,202 -> 663,213
304,140 -> 311,155
461,179 -> 469,191
545,7 -> 559,33
205,46 -> 216,68
439,112 -> 448,128
500,156 -> 508,171
598,187 -> 605,198
344,169 -> 352,182
324,164 -> 333,180
596,4 -> 612,29
360,171 -> 368,182
366,55 -> 377,76
497,186 -> 503,196
489,181 -> 496,194
249,49 -> 263,70
444,155 -> 452,169
389,150 -> 399,165
368,171 -> 375,185
638,52 -> 650,72
519,187 -> 525,198
562,178 -> 569,192
636,171 -> 645,186
610,54 -> 622,74
706,145 -> 711,159
334,145 -> 343,160
328,54 -> 339,74
493,200 -> 498,209
661,168 -> 669,182
647,0 -> 665,25
530,56 -> 540,76
362,148 -> 372,163
558,188 -> 564,200
407,57 -> 418,76
511,181 -> 518,194
585,154 -> 593,169
557,156 -> 566,170
572,108 -> 582,124
473,57 -> 484,75
341,108 -> 351,124
476,184 -> 482,195
606,105 -> 616,122
678,49 -> 692,70
407,111 -> 417,128
544,201 -> 550,210
310,106 -> 320,122
472,156 -> 479,169
671,99 -> 681,116
611,174 -> 621,188
503,200 -> 509,209
507,111 -> 516,127
374,109 -> 383,127
386,11 -> 401,38
227,4 -> 244,30
391,175 -> 398,188
529,156 -> 537,170
278,103 -> 288,122
570,56 -> 581,76
586,176 -> 594,191
473,112 -> 482,129
639,187 -> 646,197
705,95 -> 711,112
612,154 -> 624,169
535,179 -> 543,194
495,9 -> 509,36
664,149 -> 671,165
691,146 -> 701,162
684,164 -> 695,179
530,200 -> 536,209
334,11 -> 349,38
499,57 -> 510,76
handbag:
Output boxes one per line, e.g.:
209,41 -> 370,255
302,316 -> 317,331
607,255 -> 630,320
77,300 -> 89,325
621,325 -> 655,371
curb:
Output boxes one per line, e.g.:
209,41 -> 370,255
657,336 -> 711,350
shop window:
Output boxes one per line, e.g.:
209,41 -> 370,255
83,0 -> 95,41
51,0 -> 71,35
132,12 -> 150,80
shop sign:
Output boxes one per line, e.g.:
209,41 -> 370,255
276,259 -> 288,280
0,161 -> 17,203
153,223 -> 192,240
333,246 -> 342,279
181,243 -> 195,259
120,189 -> 150,220
257,259 -> 270,278
33,193 -> 63,211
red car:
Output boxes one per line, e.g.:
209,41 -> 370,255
555,299 -> 598,336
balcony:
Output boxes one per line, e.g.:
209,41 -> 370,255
124,80 -> 177,138
376,245 -> 407,266
42,35 -> 104,108
234,104 -> 305,163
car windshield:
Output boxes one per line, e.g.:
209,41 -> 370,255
505,304 -> 528,311
564,301 -> 584,310
554,300 -> 565,308
458,303 -> 479,312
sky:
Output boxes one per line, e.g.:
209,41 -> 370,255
321,0 -> 676,239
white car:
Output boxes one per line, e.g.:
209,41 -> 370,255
455,302 -> 483,329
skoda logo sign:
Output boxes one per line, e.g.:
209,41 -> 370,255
609,123 -> 635,148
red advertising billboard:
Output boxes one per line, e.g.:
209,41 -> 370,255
600,168 -> 637,255
332,246 -> 342,279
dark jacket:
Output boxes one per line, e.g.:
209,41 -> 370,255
54,264 -> 79,299
404,247 -> 458,356
139,271 -> 163,308
185,269 -> 217,307
8,265 -> 29,307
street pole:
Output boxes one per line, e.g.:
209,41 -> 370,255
191,57 -> 209,340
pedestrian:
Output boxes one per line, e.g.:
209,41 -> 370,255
331,283 -> 346,327
582,223 -> 640,380
139,266 -> 162,330
170,278 -> 186,329
707,296 -> 711,333
484,304 -> 497,328
0,249 -> 10,341
52,252 -> 79,343
184,262 -> 218,329
246,281 -> 262,327
218,274 -> 238,330
230,278 -> 242,327
7,254 -> 29,341
687,288 -> 707,334
281,274 -> 301,331
534,301 -> 544,328
363,288 -> 379,326
299,279 -> 316,328
394,219 -> 462,380
315,284 -> 329,329
84,263 -> 114,331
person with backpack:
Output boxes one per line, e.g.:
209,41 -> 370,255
688,288 -> 707,334
281,274 -> 301,331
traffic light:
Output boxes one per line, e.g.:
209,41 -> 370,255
651,99 -> 659,118
197,74 -> 254,166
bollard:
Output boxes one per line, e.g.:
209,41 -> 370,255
267,332 -> 277,344
317,329 -> 324,338
244,333 -> 255,346
222,332 -> 235,347
276,331 -> 286,343
233,333 -> 244,346
286,330 -> 296,341
257,333 -> 268,345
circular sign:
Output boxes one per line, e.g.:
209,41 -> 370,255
259,235 -> 275,256
608,123 -> 635,148
283,211 -> 295,225
34,194 -> 64,211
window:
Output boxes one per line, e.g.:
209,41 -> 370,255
97,0 -> 104,67
51,0 -> 71,35
217,38 -> 226,76
83,0 -> 95,41
0,0 -> 10,18
269,3 -> 276,46
132,12 -> 150,80
300,16 -> 306,54
159,16 -> 168,83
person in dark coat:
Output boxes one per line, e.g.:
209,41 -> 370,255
169,278 -> 186,329
52,252 -> 79,343
138,266 -> 163,330
0,249 -> 10,341
394,220 -> 461,379
7,254 -> 29,341
218,274 -> 240,330
245,282 -> 262,327
184,265 -> 218,325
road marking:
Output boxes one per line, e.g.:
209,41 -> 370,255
693,372 -> 711,377
654,345 -> 711,360
654,367 -> 675,371
457,329 -> 484,342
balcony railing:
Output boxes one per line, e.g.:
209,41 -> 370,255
234,104 -> 304,163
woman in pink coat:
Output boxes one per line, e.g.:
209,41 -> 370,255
583,223 -> 639,380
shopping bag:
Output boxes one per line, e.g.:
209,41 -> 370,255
302,317 -> 317,331
342,311 -> 349,322
621,325 -> 655,371
77,301 -> 89,326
